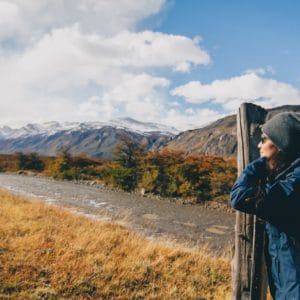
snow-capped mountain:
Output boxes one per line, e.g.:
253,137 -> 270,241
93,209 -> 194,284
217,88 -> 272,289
0,118 -> 179,140
0,118 -> 179,159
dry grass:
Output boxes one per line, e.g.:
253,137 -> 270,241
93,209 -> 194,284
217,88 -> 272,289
0,189 -> 231,299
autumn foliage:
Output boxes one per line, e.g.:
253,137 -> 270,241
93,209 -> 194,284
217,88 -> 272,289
103,139 -> 237,201
0,140 -> 237,202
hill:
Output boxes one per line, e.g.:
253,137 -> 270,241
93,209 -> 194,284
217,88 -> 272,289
166,105 -> 300,156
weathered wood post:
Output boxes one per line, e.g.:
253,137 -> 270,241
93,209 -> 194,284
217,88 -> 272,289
232,103 -> 268,300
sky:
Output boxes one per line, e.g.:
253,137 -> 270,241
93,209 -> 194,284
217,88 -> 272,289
0,0 -> 300,131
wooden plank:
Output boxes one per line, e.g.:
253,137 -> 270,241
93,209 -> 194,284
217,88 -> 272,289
251,217 -> 267,299
232,103 -> 267,300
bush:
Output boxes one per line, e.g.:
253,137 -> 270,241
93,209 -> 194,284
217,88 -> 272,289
47,150 -> 107,180
8,142 -> 237,203
110,165 -> 138,191
109,138 -> 146,191
139,149 -> 185,197
137,151 -> 237,201
0,154 -> 19,172
179,155 -> 212,200
16,152 -> 45,172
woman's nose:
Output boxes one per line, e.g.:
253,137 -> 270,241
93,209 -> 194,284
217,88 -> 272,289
258,142 -> 262,149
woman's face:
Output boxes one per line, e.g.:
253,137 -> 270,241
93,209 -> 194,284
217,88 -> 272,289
258,134 -> 280,163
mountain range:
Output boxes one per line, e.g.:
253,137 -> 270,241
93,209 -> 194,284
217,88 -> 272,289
0,118 -> 177,159
0,105 -> 299,159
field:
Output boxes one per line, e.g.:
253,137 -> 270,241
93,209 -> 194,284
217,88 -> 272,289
0,189 -> 231,299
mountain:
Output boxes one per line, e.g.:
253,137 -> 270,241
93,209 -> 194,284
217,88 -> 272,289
0,118 -> 179,139
1,105 -> 299,159
0,118 -> 178,159
165,105 -> 300,156
166,114 -> 237,156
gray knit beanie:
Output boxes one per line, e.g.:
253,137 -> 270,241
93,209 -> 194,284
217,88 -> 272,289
262,112 -> 300,159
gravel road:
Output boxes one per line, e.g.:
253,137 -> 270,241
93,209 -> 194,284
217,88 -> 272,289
0,173 -> 235,254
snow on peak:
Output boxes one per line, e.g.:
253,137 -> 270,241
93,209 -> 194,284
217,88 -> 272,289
105,117 -> 179,134
0,118 -> 179,139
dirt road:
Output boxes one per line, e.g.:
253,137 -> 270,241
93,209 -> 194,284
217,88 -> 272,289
0,173 -> 235,254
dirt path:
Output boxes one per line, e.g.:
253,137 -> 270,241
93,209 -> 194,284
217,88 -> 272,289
0,173 -> 235,254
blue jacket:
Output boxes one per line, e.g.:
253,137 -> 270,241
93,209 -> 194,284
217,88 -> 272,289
230,157 -> 300,300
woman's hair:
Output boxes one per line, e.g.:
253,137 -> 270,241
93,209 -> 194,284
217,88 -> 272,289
267,150 -> 293,180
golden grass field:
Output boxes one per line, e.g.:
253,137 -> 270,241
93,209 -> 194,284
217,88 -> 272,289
0,189 -> 231,299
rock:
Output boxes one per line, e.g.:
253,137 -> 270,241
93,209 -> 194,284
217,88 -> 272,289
140,188 -> 146,196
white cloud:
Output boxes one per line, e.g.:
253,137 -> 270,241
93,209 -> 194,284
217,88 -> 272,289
77,73 -> 170,122
163,108 -> 224,131
244,66 -> 275,76
111,31 -> 210,72
0,93 -> 80,127
0,15 -> 211,128
0,1 -> 20,38
0,0 -> 167,43
0,25 -> 209,93
171,72 -> 300,112
78,96 -> 116,121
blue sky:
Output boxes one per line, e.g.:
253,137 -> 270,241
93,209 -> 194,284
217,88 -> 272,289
0,0 -> 299,130
157,0 -> 300,86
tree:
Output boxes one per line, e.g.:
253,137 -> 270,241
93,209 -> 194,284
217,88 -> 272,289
179,155 -> 212,200
110,138 -> 146,191
49,148 -> 79,179
16,152 -> 45,171
209,156 -> 237,198
140,149 -> 185,197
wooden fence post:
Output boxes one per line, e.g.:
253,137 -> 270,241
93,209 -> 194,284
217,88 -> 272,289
232,103 -> 268,300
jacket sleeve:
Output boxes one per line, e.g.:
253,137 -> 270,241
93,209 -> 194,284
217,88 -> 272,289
230,157 -> 300,222
230,157 -> 268,216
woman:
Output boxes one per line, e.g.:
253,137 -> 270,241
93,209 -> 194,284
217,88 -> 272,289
230,112 -> 300,299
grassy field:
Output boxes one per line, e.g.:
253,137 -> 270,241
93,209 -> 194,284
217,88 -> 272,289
0,189 -> 231,299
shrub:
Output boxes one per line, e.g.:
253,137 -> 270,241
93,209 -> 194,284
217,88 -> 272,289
139,149 -> 185,197
110,138 -> 146,191
16,152 -> 45,171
